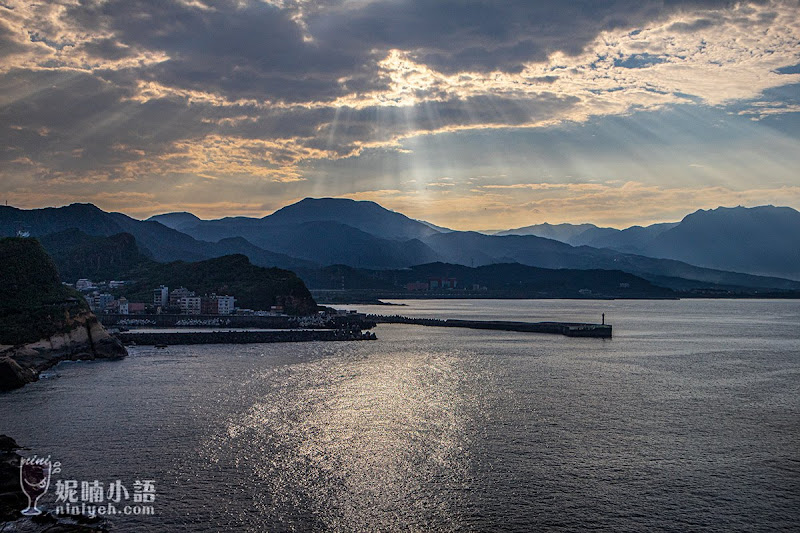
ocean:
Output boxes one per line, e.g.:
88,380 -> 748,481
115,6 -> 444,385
1,299 -> 798,531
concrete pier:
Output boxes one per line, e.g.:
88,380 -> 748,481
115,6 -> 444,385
369,315 -> 612,338
118,329 -> 376,345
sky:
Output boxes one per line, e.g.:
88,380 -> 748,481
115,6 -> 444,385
1,0 -> 799,230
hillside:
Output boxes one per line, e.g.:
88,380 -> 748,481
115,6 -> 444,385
38,229 -> 155,282
14,230 -> 319,315
0,237 -> 127,391
121,254 -> 318,315
300,262 -> 676,299
0,237 -> 89,345
641,206 -> 800,280
498,206 -> 800,280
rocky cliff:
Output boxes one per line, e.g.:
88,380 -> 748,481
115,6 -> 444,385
0,237 -> 127,392
0,311 -> 127,392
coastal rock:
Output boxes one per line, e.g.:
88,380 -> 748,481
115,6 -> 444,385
0,313 -> 127,392
0,435 -> 109,531
0,435 -> 26,522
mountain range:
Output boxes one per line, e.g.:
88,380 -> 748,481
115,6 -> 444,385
3,199 -> 800,292
499,205 -> 800,280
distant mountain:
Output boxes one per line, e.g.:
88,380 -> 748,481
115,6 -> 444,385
421,231 -> 573,268
496,222 -> 600,242
571,222 -> 678,250
149,198 -> 443,269
147,212 -> 203,232
495,205 -> 800,280
265,198 -> 441,241
419,230 -> 800,291
6,201 -> 800,292
156,197 -> 443,243
496,221 -> 679,251
302,261 -> 675,299
0,204 -> 310,271
639,206 -> 800,280
253,221 -> 439,269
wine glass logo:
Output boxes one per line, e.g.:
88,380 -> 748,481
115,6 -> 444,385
19,457 -> 52,516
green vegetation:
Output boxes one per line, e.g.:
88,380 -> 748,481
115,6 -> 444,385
35,229 -> 318,315
39,229 -> 154,281
0,238 -> 88,345
120,254 -> 318,315
300,262 -> 676,298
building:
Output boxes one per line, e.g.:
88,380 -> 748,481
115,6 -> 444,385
199,294 -> 235,315
406,282 -> 429,291
128,302 -> 146,314
169,287 -> 194,307
153,285 -> 169,308
429,277 -> 457,290
179,296 -> 202,315
118,297 -> 129,315
200,297 -> 218,315
76,279 -> 95,291
215,295 -> 235,315
86,292 -> 114,313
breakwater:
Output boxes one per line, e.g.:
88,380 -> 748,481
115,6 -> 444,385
369,315 -> 612,338
118,329 -> 376,346
100,313 -> 376,330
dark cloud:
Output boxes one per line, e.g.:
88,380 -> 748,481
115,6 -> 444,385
308,0 -> 739,74
0,14 -> 31,60
1,0 -> 796,188
56,0 -> 748,102
0,69 -> 219,172
78,38 -> 139,61
65,0 -> 388,103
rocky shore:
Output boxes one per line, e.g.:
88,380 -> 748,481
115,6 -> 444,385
0,312 -> 127,392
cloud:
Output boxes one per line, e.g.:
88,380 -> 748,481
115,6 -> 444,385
1,0 -> 799,220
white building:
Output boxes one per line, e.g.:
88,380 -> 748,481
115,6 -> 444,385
215,295 -> 235,315
169,287 -> 194,307
118,297 -> 129,315
179,296 -> 202,315
153,285 -> 169,308
76,279 -> 95,291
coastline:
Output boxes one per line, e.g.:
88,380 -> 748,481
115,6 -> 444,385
0,312 -> 127,392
